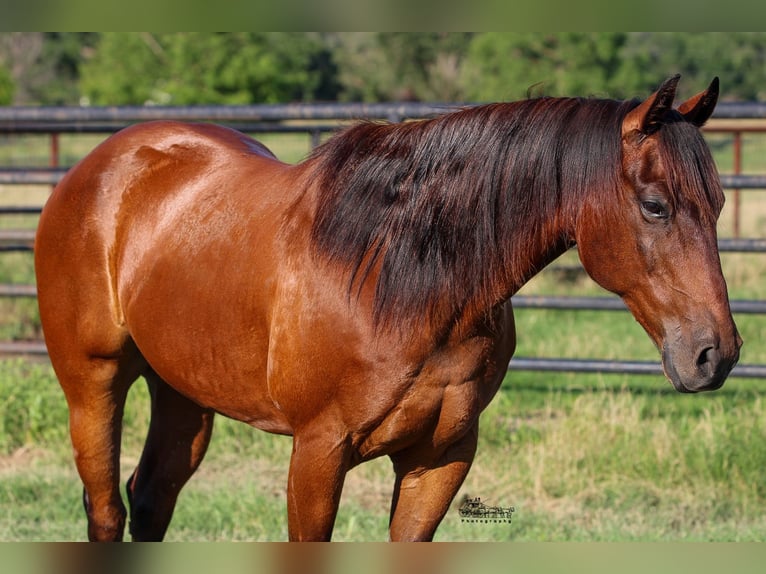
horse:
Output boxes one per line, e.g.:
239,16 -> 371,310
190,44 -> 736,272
34,74 -> 741,541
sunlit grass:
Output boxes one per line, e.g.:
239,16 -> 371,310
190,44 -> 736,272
2,359 -> 766,541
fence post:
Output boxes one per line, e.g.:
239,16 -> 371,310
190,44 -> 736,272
49,132 -> 60,192
733,131 -> 742,238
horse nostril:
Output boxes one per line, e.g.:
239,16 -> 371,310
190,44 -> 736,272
696,346 -> 719,375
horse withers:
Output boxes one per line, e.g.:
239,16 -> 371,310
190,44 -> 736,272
34,75 -> 741,541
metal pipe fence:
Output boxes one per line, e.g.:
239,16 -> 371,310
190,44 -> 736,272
2,102 -> 766,380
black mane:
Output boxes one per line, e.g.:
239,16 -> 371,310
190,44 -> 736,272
307,98 -> 636,329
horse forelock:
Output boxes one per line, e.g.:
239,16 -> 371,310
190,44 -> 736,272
307,98 -> 630,330
655,119 -> 725,225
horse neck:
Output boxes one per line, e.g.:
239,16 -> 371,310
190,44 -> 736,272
441,200 -> 575,340
307,99 -> 621,335
488,99 -> 626,302
499,211 -> 576,296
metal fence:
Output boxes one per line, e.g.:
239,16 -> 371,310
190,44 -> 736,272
2,102 -> 766,378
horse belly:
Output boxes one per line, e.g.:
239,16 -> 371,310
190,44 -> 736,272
125,281 -> 292,434
117,206 -> 293,428
115,184 -> 294,431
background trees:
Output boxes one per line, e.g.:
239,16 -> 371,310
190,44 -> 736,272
1,32 -> 765,106
77,33 -> 336,105
459,33 -> 630,101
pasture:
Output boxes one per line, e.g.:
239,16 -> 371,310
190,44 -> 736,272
1,122 -> 766,541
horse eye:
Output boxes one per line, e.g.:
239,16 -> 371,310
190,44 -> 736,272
641,200 -> 668,220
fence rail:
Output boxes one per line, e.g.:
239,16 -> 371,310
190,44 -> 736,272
1,100 -> 765,126
2,102 -> 766,380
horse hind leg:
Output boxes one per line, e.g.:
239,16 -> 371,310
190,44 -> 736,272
53,345 -> 143,542
126,369 -> 214,541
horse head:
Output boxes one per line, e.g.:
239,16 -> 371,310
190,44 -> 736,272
576,75 -> 742,392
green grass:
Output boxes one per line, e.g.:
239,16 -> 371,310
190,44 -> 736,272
3,358 -> 766,541
0,252 -> 39,341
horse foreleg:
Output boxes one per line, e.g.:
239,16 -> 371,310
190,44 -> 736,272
286,424 -> 353,541
388,424 -> 479,541
126,371 -> 214,541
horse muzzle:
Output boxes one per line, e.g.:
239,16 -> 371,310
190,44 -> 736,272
662,332 -> 742,393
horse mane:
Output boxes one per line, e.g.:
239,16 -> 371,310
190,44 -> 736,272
305,96 -> 687,330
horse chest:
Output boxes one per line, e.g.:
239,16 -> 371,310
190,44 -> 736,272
355,345 -> 505,460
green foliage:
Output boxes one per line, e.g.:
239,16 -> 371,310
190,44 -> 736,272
32,33 -> 98,105
4,32 -> 766,106
0,63 -> 12,105
0,33 -> 96,105
331,32 -> 473,102
79,32 -> 335,105
460,33 -> 629,101
77,33 -> 163,105
603,33 -> 764,102
458,32 -> 766,102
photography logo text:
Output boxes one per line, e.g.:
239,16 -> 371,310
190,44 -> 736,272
458,496 -> 515,524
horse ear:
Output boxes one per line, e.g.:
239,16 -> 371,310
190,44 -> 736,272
677,77 -> 719,127
622,74 -> 681,138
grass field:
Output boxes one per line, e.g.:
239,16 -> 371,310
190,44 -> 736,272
1,123 -> 766,541
3,362 -> 766,541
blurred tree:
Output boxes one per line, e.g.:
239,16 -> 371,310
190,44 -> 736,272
461,32 -> 766,103
79,32 -> 337,105
3,32 -> 766,106
30,33 -> 99,104
0,33 -> 44,105
330,32 -> 473,102
376,32 -> 473,101
0,63 -> 13,105
616,32 -> 766,101
0,32 -> 96,105
78,33 -> 162,105
459,33 -> 631,101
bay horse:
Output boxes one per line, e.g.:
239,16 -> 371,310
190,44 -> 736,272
35,75 -> 741,541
